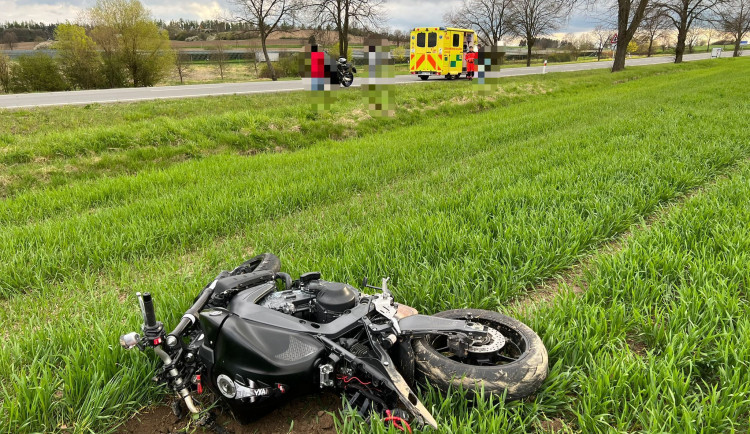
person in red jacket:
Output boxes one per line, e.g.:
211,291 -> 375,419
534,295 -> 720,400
465,46 -> 478,80
310,44 -> 326,91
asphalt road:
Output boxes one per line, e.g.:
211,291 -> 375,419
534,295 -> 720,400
0,52 -> 732,109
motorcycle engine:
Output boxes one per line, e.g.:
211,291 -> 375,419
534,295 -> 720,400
306,280 -> 359,323
258,275 -> 360,324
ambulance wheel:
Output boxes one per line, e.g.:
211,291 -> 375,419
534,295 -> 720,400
445,74 -> 452,80
420,76 -> 429,81
455,73 -> 461,79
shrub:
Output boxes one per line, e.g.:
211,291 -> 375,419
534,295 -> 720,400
55,24 -> 105,90
33,41 -> 55,50
259,53 -> 302,79
0,54 -> 11,93
547,52 -> 576,62
627,41 -> 638,55
89,0 -> 174,87
392,46 -> 407,63
10,53 -> 68,92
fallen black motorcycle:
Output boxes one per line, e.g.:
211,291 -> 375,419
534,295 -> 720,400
120,254 -> 547,429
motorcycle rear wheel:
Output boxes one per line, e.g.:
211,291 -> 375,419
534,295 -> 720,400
412,309 -> 547,400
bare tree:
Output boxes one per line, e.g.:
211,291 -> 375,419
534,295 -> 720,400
717,0 -> 750,56
654,0 -> 726,63
507,0 -> 577,66
2,31 -> 18,50
231,0 -> 302,81
577,33 -> 595,49
638,8 -> 671,56
248,50 -> 260,77
590,25 -> 613,60
174,50 -> 191,84
213,41 -> 228,80
391,29 -> 407,47
307,0 -> 386,57
612,0 -> 651,71
685,26 -> 701,51
703,26 -> 717,50
444,0 -> 513,47
659,29 -> 674,48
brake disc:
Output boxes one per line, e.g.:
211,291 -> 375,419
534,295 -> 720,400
468,327 -> 506,354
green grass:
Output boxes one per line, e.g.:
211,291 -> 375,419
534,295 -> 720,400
533,161 -> 750,432
1,70 -> 547,197
0,58 -> 749,433
340,160 -> 750,433
0,60 -> 731,198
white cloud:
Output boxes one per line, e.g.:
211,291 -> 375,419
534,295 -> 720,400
382,0 -> 455,31
1,1 -> 83,23
2,0 -> 601,36
148,1 -> 227,21
1,0 -> 228,23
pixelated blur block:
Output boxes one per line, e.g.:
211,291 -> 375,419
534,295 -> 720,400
363,38 -> 396,118
308,88 -> 336,113
304,43 -> 335,113
474,47 -> 506,95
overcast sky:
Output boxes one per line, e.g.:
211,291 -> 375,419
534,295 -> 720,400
1,0 -> 604,36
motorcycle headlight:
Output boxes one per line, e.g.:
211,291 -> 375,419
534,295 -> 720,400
119,332 -> 140,350
217,374 -> 237,398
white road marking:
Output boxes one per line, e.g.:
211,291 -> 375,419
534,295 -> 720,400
0,53 -> 723,109
3,88 -> 307,109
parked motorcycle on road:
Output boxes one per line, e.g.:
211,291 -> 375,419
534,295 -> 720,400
336,57 -> 356,88
120,254 -> 548,429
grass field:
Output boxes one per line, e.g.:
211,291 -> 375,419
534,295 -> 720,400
0,64 -> 628,197
1,58 -> 749,433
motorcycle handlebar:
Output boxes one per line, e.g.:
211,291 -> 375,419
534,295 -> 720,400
168,286 -> 213,341
142,293 -> 157,328
166,269 -> 280,343
167,271 -> 230,341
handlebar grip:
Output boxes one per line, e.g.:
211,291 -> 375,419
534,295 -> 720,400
142,292 -> 157,327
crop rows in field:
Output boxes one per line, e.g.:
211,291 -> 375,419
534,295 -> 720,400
0,75 -> 548,197
0,61 -> 718,198
340,160 -> 750,434
0,58 -> 748,433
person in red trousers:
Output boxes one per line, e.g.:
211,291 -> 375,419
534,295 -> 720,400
465,46 -> 477,80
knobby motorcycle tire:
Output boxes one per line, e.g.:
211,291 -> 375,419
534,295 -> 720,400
412,309 -> 548,400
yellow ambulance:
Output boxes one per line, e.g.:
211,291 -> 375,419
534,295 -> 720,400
409,27 -> 478,80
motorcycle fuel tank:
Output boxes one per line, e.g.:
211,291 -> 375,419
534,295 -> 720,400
210,315 -> 325,390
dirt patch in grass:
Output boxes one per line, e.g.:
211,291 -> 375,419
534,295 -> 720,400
626,335 -> 648,357
538,417 -> 571,433
119,392 -> 340,434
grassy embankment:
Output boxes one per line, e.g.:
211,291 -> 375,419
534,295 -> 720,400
0,58 -> 748,433
0,62 -> 676,198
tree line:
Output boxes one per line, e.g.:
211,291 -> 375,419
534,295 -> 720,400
0,0 -> 393,92
1,0 -> 748,93
443,0 -> 749,70
1,0 -> 173,93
